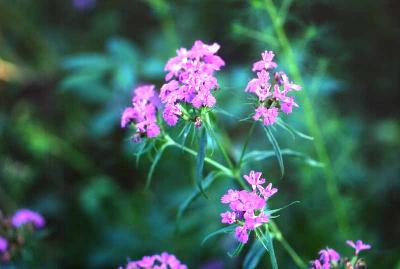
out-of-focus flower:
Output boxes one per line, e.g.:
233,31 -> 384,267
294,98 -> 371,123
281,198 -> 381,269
120,252 -> 187,269
246,51 -> 301,125
11,209 -> 45,229
160,40 -> 225,126
346,240 -> 371,255
0,236 -> 8,253
220,170 -> 277,244
121,85 -> 160,142
309,247 -> 340,269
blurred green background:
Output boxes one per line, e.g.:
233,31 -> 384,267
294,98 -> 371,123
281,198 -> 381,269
0,0 -> 399,268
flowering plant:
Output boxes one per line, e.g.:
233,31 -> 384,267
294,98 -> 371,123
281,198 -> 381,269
119,40 -> 372,269
0,209 -> 45,263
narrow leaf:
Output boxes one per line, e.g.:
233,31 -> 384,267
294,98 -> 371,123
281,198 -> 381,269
243,149 -> 323,168
228,242 -> 245,258
195,127 -> 207,196
264,126 -> 284,177
145,142 -> 170,189
176,172 -> 221,226
277,119 -> 314,140
243,240 -> 267,269
264,228 -> 279,269
202,225 -> 236,245
264,201 -> 300,216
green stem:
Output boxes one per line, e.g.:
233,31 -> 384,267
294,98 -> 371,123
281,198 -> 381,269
238,122 -> 256,168
164,135 -> 233,176
270,221 -> 307,269
205,114 -> 235,170
263,0 -> 349,237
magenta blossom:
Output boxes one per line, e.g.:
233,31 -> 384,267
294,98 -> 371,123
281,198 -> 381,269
346,240 -> 371,255
309,247 -> 340,269
0,236 -> 8,253
220,171 -> 277,244
120,252 -> 187,269
246,51 -> 301,125
121,85 -> 160,142
160,40 -> 225,126
11,209 -> 45,229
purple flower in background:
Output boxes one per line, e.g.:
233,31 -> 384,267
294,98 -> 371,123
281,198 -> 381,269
0,236 -> 8,253
309,247 -> 340,269
121,85 -> 160,142
346,240 -> 371,255
11,209 -> 45,229
246,50 -> 301,126
73,0 -> 96,10
159,40 -> 225,126
220,171 -> 277,244
120,252 -> 187,269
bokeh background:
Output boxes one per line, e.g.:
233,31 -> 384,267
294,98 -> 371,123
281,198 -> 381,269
0,0 -> 399,268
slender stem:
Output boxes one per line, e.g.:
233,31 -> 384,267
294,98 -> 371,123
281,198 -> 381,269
205,114 -> 235,170
238,122 -> 256,168
263,0 -> 349,237
270,221 -> 307,269
164,135 -> 233,176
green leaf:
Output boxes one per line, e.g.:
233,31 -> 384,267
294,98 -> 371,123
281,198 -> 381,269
228,242 -> 245,257
145,142 -> 170,189
264,228 -> 279,269
243,240 -> 267,269
255,227 -> 279,269
201,225 -> 236,245
264,126 -> 284,177
277,118 -> 314,141
176,171 -> 220,226
243,149 -> 323,168
265,201 -> 300,216
195,127 -> 207,196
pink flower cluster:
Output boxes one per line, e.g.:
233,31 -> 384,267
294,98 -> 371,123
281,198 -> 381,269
11,209 -> 45,229
160,40 -> 225,126
246,51 -> 301,125
121,85 -> 160,141
220,170 -> 278,244
309,248 -> 340,269
119,252 -> 187,269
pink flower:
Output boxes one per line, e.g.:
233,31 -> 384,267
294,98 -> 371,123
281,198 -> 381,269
309,247 -> 340,269
0,236 -> 8,253
252,106 -> 278,125
243,170 -> 265,191
121,85 -> 160,141
121,252 -> 187,269
235,226 -> 249,244
160,40 -> 224,126
221,189 -> 240,203
11,209 -> 45,229
221,211 -> 236,224
220,171 -> 277,244
346,240 -> 371,255
319,248 -> 340,263
259,183 -> 278,200
246,51 -> 301,125
252,51 -> 277,72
